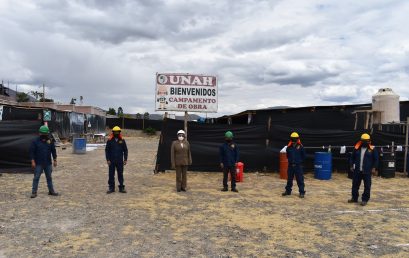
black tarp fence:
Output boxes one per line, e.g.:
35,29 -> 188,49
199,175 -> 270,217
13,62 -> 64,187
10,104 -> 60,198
1,105 -> 42,120
107,118 -> 163,131
156,119 -> 271,172
268,125 -> 407,172
85,114 -> 106,134
156,119 -> 408,173
0,120 -> 40,171
48,111 -> 85,138
47,110 -> 70,139
1,105 -> 106,139
216,101 -> 409,130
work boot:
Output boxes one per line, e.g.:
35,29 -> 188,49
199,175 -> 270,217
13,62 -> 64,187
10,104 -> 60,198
299,193 -> 305,198
348,199 -> 358,203
30,192 -> 37,198
48,190 -> 59,196
119,186 -> 127,193
282,192 -> 291,196
181,188 -> 186,192
221,187 -> 228,192
361,201 -> 368,206
231,188 -> 239,193
106,188 -> 115,194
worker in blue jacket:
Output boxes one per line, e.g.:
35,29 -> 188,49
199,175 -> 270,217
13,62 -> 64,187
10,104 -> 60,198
282,132 -> 306,198
348,133 -> 379,206
219,131 -> 239,192
105,126 -> 128,194
29,125 -> 58,198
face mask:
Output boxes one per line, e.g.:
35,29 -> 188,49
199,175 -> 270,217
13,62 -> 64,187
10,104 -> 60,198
40,135 -> 48,140
291,138 -> 298,143
226,139 -> 232,143
178,136 -> 184,141
362,141 -> 369,147
114,133 -> 120,138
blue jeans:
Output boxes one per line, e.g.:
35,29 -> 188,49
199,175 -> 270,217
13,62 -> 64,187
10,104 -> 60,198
32,164 -> 54,193
285,164 -> 305,194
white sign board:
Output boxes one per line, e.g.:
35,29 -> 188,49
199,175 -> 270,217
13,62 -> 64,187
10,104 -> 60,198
0,106 -> 3,120
155,73 -> 218,113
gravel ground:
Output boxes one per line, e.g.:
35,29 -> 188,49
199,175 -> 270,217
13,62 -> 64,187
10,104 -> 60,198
1,136 -> 409,257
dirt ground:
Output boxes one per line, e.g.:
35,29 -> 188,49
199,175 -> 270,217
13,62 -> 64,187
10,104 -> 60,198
1,136 -> 409,258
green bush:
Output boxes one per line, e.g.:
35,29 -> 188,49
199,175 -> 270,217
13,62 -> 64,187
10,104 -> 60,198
143,127 -> 156,135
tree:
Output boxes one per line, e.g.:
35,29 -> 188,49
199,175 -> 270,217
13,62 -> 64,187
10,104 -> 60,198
70,98 -> 77,104
16,92 -> 30,102
136,113 -> 142,119
117,107 -> 124,117
30,91 -> 43,101
39,97 -> 54,102
143,112 -> 150,120
107,108 -> 116,115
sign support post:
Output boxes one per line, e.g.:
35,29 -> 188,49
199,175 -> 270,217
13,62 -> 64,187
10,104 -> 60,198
184,111 -> 188,139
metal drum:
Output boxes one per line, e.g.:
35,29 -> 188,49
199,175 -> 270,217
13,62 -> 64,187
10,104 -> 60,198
73,138 -> 86,154
379,152 -> 395,178
314,152 -> 332,180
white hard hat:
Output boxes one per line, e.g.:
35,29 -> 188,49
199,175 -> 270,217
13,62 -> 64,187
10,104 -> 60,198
177,130 -> 185,135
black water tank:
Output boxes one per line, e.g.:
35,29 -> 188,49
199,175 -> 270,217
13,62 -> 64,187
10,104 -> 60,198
379,152 -> 395,178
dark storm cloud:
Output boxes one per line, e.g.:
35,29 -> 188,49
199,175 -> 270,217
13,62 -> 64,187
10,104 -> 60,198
232,26 -> 312,52
264,69 -> 338,86
319,94 -> 356,102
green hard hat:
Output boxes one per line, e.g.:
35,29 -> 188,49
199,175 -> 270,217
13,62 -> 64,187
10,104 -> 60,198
39,125 -> 49,134
225,131 -> 233,138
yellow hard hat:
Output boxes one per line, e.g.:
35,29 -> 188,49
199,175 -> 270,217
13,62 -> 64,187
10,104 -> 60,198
361,133 -> 370,140
112,126 -> 121,132
290,132 -> 299,138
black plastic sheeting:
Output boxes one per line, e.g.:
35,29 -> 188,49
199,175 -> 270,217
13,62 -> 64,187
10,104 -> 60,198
156,119 -> 270,172
0,120 -> 40,172
1,105 -> 42,120
85,114 -> 106,134
266,125 -> 409,172
107,118 -> 163,131
1,105 -> 106,139
267,125 -> 363,172
216,101 -> 409,130
261,107 -> 360,130
156,120 -> 408,173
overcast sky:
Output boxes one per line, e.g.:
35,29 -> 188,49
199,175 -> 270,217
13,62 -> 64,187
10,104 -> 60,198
1,0 -> 408,116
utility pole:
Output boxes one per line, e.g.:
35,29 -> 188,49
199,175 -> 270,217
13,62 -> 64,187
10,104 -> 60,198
404,117 -> 409,176
42,83 -> 45,108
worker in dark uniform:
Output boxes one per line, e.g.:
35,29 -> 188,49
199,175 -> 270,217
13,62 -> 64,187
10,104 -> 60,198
282,132 -> 306,198
105,126 -> 128,194
348,133 -> 378,206
219,131 -> 239,192
29,125 -> 58,198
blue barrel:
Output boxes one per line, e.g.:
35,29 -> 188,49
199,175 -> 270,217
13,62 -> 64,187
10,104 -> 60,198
73,138 -> 86,154
314,152 -> 332,180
